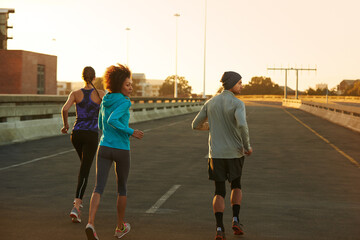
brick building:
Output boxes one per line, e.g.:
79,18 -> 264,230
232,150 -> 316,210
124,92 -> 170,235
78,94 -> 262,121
0,50 -> 57,94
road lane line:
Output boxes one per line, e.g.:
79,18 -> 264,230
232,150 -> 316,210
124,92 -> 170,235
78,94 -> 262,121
146,184 -> 181,213
0,149 -> 75,171
283,109 -> 360,169
1,117 -> 193,171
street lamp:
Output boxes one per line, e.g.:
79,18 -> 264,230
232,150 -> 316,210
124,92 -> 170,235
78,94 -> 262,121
174,13 -> 180,98
125,27 -> 131,66
203,0 -> 207,98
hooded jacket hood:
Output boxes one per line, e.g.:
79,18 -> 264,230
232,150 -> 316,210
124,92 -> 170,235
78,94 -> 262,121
102,93 -> 130,108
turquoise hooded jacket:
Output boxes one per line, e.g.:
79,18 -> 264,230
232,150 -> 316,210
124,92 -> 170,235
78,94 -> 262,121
98,93 -> 134,150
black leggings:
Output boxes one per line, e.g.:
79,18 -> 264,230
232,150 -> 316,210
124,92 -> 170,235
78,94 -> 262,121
71,130 -> 98,199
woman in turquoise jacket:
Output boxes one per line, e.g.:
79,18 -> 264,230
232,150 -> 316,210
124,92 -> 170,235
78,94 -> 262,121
85,64 -> 144,240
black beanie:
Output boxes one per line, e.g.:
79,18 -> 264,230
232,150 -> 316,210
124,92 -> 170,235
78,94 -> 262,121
220,71 -> 242,90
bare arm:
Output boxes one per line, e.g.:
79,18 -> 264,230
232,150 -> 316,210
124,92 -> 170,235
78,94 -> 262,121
61,92 -> 76,134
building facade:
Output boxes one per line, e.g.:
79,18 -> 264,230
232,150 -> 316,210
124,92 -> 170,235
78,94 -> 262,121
146,79 -> 164,97
316,83 -> 328,90
0,8 -> 15,50
0,50 -> 57,94
132,73 -> 164,97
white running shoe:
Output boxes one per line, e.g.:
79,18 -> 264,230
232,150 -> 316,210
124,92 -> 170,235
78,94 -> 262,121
70,206 -> 81,223
85,223 -> 99,240
114,223 -> 131,239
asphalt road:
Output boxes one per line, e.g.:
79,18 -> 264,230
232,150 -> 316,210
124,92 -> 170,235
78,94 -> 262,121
0,102 -> 359,240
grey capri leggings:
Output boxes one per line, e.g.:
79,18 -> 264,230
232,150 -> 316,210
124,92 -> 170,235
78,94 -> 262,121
94,145 -> 130,196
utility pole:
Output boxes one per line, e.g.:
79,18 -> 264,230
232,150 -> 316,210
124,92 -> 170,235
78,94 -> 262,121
174,13 -> 180,98
125,27 -> 131,66
202,0 -> 207,98
267,67 -> 317,99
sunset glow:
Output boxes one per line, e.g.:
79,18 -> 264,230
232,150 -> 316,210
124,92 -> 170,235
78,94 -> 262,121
2,0 -> 360,94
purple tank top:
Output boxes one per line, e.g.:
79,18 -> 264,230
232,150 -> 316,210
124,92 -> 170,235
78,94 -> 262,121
73,88 -> 100,132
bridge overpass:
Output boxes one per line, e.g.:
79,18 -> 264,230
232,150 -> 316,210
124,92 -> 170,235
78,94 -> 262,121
0,101 -> 359,240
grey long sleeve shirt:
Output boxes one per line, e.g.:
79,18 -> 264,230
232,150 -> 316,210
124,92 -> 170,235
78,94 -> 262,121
192,90 -> 251,159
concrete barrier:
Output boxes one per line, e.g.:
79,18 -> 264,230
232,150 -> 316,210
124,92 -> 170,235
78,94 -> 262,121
0,95 -> 205,145
282,99 -> 360,133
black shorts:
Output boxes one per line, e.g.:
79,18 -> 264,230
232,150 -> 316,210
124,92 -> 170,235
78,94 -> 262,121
208,157 -> 245,182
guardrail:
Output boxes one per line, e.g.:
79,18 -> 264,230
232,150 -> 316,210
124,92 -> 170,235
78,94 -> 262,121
0,94 -> 206,145
282,99 -> 360,133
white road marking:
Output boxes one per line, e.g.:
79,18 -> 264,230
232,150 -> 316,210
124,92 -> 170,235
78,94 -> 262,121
1,117 -> 192,171
0,149 -> 75,171
146,184 -> 181,214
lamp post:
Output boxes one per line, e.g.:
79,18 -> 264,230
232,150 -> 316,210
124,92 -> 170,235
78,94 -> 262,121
125,27 -> 131,66
203,0 -> 207,98
174,13 -> 180,98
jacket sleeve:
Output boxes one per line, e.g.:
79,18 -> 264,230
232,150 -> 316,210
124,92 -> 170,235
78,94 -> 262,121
191,103 -> 208,130
234,102 -> 251,150
107,102 -> 134,136
98,110 -> 102,131
98,106 -> 103,131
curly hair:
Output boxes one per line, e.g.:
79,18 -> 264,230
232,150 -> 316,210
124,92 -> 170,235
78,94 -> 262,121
103,64 -> 131,93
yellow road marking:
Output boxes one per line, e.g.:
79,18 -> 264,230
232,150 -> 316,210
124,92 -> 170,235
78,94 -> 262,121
283,108 -> 360,169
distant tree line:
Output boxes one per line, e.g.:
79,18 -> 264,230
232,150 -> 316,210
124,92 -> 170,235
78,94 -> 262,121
304,87 -> 337,96
241,76 -> 283,95
158,75 -> 192,97
217,76 -> 283,95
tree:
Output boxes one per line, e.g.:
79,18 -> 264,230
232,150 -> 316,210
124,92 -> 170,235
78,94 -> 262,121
158,75 -> 192,97
305,87 -> 337,96
344,81 -> 360,96
241,76 -> 283,95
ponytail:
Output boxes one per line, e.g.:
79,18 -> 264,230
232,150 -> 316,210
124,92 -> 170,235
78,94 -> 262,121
82,66 -> 101,100
89,80 -> 101,99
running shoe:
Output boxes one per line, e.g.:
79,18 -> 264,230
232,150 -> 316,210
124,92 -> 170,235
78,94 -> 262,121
114,223 -> 131,239
232,220 -> 244,235
85,223 -> 99,240
215,229 -> 226,240
70,206 -> 81,223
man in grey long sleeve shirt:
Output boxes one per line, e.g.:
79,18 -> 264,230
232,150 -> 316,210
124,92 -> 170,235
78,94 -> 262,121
192,71 -> 253,240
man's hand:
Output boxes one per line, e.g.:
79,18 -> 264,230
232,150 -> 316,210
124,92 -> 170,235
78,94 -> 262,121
132,130 -> 144,139
61,124 -> 69,134
244,147 -> 253,156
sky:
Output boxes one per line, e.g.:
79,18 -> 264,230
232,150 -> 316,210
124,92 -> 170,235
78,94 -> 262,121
2,0 -> 360,95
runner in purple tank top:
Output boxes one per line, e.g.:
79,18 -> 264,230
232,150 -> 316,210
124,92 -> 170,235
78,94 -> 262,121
61,66 -> 105,223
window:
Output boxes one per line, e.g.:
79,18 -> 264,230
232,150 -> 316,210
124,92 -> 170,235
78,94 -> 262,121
37,64 -> 45,94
